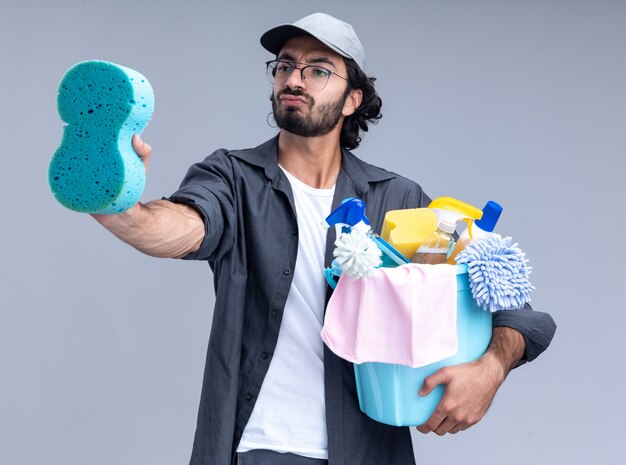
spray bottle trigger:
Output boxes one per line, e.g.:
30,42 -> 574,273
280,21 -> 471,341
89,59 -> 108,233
463,218 -> 475,239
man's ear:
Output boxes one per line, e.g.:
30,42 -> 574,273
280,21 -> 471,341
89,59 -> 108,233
342,88 -> 363,116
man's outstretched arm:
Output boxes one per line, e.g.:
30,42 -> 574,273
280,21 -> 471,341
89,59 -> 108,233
91,135 -> 205,259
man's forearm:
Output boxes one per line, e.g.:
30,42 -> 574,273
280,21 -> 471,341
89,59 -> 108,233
91,199 -> 205,258
483,326 -> 526,382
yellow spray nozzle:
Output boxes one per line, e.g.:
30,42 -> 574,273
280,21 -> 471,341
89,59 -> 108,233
428,196 -> 483,221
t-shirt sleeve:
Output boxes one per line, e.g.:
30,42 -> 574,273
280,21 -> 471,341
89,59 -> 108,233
166,149 -> 235,261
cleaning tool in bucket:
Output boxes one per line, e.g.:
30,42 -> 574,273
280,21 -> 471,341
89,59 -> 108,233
446,200 -> 503,264
49,60 -> 155,214
411,197 -> 483,265
380,208 -> 439,259
323,198 -> 409,286
333,225 -> 382,279
455,234 -> 534,311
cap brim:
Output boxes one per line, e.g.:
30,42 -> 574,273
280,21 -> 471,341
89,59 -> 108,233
260,25 -> 314,56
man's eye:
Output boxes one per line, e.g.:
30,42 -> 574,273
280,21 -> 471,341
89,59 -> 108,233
310,67 -> 330,78
276,63 -> 293,73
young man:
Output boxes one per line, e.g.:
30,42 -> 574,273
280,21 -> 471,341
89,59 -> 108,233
93,13 -> 555,465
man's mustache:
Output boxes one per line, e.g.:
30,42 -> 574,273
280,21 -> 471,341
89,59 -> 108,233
272,88 -> 315,106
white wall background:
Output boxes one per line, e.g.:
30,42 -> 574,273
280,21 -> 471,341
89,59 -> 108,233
1,0 -> 624,464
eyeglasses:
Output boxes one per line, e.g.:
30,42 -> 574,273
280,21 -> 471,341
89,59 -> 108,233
265,60 -> 348,91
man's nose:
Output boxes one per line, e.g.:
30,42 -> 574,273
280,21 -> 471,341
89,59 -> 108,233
284,67 -> 305,89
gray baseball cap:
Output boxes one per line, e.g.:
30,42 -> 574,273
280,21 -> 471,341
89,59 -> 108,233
260,12 -> 366,71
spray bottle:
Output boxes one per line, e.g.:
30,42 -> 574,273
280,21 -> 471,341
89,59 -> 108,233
410,197 -> 483,265
446,200 -> 503,264
323,198 -> 410,287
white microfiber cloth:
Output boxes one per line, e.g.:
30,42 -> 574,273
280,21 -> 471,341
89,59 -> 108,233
322,264 -> 458,368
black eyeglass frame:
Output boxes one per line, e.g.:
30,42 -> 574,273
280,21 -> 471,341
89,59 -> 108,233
265,60 -> 348,90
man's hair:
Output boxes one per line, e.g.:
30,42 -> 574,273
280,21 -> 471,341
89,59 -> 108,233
340,58 -> 383,150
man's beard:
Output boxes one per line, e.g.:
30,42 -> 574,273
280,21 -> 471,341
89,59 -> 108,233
271,87 -> 349,137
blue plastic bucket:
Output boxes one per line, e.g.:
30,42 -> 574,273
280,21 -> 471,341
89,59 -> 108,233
353,265 -> 492,427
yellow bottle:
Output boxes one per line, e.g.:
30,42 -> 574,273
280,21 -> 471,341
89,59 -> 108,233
409,197 -> 482,264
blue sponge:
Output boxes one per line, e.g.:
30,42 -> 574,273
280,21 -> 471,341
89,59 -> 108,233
49,60 -> 154,214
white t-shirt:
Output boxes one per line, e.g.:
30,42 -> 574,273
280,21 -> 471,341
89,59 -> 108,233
236,166 -> 335,460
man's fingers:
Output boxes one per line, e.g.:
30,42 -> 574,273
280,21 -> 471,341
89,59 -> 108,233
415,425 -> 431,434
448,423 -> 469,434
434,415 -> 459,436
416,408 -> 446,434
419,367 -> 451,397
416,368 -> 454,434
132,134 -> 152,172
416,390 -> 460,435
